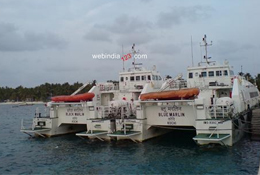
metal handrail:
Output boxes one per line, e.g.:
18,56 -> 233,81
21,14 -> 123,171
100,85 -> 119,91
209,122 -> 219,139
207,105 -> 233,119
21,118 -> 33,130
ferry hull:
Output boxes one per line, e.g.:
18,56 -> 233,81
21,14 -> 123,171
85,118 -> 171,142
21,117 -> 87,138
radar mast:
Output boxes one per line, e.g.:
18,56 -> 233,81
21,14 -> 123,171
200,34 -> 212,65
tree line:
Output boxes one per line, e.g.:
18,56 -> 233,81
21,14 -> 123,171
0,81 -> 96,102
240,73 -> 260,86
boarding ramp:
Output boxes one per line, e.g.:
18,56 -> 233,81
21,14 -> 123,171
20,107 -> 51,137
20,118 -> 51,138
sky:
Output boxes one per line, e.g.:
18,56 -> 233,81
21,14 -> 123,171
0,0 -> 259,88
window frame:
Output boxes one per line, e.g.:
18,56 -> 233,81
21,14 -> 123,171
201,72 -> 207,77
216,70 -> 222,76
130,76 -> 135,81
209,71 -> 214,77
224,70 -> 228,76
189,72 -> 193,79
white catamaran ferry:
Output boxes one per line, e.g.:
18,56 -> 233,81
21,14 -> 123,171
136,35 -> 260,146
21,36 -> 260,146
20,44 -> 169,141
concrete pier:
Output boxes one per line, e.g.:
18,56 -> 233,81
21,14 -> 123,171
258,161 -> 260,175
251,109 -> 260,141
258,162 -> 260,175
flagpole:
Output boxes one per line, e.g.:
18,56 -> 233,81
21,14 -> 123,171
191,36 -> 194,66
122,44 -> 125,72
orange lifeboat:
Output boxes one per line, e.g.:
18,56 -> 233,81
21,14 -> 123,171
51,93 -> 95,102
140,88 -> 199,101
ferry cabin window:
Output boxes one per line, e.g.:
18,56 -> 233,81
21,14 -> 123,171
201,72 -> 207,77
224,70 -> 228,76
120,77 -> 124,82
155,75 -> 158,80
195,72 -> 198,77
152,75 -> 155,80
136,76 -> 140,81
141,75 -> 146,81
250,92 -> 259,98
216,71 -> 222,76
130,76 -> 134,81
158,76 -> 162,80
189,72 -> 193,78
209,71 -> 214,77
126,77 -> 128,81
148,75 -> 151,80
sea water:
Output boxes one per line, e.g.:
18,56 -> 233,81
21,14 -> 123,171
0,104 -> 259,174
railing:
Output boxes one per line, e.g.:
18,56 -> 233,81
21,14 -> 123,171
34,107 -> 50,118
169,82 -> 187,89
21,119 -> 33,130
97,105 -> 133,119
207,105 -> 233,119
97,106 -> 110,118
99,84 -> 119,91
209,124 -> 219,139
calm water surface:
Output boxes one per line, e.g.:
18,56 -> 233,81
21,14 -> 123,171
0,104 -> 259,174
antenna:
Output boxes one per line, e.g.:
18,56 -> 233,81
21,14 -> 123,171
130,43 -> 142,70
191,36 -> 194,66
200,34 -> 212,64
132,43 -> 136,69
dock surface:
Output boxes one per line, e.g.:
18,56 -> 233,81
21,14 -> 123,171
251,108 -> 260,141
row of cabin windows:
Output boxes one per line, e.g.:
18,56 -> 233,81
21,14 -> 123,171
120,75 -> 162,82
189,70 -> 229,79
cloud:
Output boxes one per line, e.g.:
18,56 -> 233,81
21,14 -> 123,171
157,6 -> 213,28
211,40 -> 255,56
84,28 -> 112,42
117,32 -> 153,46
45,66 -> 80,73
139,0 -> 152,3
0,22 -> 67,51
148,43 -> 181,55
107,14 -> 153,34
0,22 -> 17,36
83,14 -> 154,46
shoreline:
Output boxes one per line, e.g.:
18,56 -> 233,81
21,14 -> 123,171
0,101 -> 45,105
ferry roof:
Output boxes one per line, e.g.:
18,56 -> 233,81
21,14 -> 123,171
187,61 -> 232,71
119,66 -> 159,75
